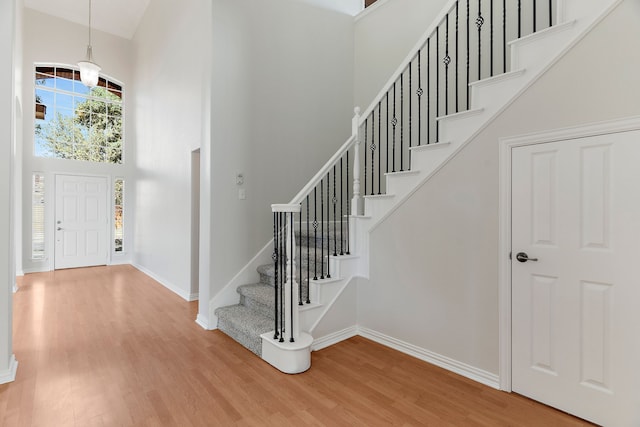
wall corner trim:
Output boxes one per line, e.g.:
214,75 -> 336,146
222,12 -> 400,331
195,314 -> 213,331
0,355 -> 18,385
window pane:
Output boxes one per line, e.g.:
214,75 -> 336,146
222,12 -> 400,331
32,174 -> 45,260
114,179 -> 124,252
34,64 -> 124,164
55,93 -> 74,110
56,77 -> 74,93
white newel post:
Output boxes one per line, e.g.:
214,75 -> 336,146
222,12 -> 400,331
351,107 -> 363,216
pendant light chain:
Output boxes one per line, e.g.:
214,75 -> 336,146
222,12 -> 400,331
88,0 -> 92,47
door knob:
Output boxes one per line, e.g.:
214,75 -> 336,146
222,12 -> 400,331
516,252 -> 538,263
57,227 -> 63,231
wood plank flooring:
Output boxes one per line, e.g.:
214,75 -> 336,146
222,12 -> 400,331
0,265 -> 594,426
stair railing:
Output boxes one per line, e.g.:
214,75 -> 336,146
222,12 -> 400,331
271,0 -> 556,342
271,109 -> 361,341
355,0 -> 555,200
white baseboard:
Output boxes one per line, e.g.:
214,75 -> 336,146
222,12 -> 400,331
0,355 -> 18,385
311,326 -> 358,351
358,327 -> 500,390
196,314 -> 213,330
132,263 -> 194,302
22,267 -> 47,274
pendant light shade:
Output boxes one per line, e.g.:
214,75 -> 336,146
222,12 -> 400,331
79,46 -> 101,88
78,0 -> 101,88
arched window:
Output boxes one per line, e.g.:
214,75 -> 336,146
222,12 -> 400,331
34,65 -> 124,164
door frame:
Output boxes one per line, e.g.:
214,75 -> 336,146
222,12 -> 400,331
52,172 -> 111,270
497,116 -> 640,392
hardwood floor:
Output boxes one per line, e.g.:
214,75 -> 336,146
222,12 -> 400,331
0,265 -> 594,426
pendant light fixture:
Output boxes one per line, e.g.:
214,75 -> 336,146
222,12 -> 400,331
78,0 -> 101,88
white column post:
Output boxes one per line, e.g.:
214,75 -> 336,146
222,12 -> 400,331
285,211 -> 299,342
351,107 -> 363,216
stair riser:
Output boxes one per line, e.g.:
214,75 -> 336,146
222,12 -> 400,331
240,294 -> 275,320
217,319 -> 263,357
385,174 -> 420,199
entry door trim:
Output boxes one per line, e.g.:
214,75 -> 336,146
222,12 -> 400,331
497,115 -> 640,392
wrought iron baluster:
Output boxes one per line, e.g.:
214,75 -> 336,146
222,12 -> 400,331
299,209 -> 302,306
306,195 -> 310,303
333,165 -> 337,256
313,187 -> 318,280
340,158 -> 344,256
455,1 -> 459,113
533,0 -> 537,32
490,0 -> 494,77
364,118 -> 367,196
503,0 -> 507,73
436,25 -> 440,140
377,102 -> 381,193
346,151 -> 350,255
548,0 -> 552,27
417,49 -> 423,146
392,82 -> 397,172
409,61 -> 412,164
518,0 -> 521,38
386,93 -> 390,173
320,179 -> 324,279
400,71 -> 404,171
427,39 -> 431,144
444,13 -> 450,116
370,110 -> 375,195
466,0 -> 470,110
477,0 -> 483,81
326,171 -> 331,279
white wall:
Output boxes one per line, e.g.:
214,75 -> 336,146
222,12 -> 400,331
131,0 -> 210,302
209,0 -> 355,325
354,0 -> 448,109
21,9 -> 134,273
359,0 -> 640,375
14,0 -> 23,281
0,0 -> 17,382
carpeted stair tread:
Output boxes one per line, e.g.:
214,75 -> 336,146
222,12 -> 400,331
214,304 -> 273,356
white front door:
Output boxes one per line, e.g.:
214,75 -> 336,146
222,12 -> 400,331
511,131 -> 640,426
55,175 -> 108,270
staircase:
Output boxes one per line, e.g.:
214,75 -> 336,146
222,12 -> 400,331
212,0 -> 621,374
215,223 -> 342,357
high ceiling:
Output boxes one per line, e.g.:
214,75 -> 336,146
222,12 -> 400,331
24,0 -> 150,40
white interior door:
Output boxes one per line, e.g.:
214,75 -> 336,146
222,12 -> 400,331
55,175 -> 108,270
511,131 -> 640,426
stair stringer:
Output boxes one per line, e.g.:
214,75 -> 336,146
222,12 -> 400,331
354,0 -> 622,270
